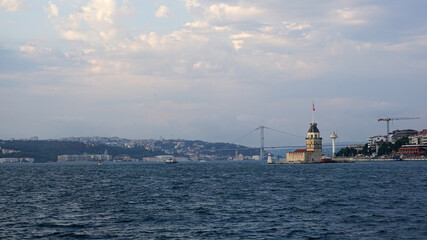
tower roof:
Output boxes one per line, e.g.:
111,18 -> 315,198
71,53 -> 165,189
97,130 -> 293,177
308,122 -> 319,133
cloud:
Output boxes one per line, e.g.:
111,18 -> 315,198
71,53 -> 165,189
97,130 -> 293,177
335,8 -> 366,25
19,45 -> 36,54
44,1 -> 58,17
206,3 -> 264,22
155,5 -> 170,18
47,0 -> 121,43
0,0 -> 24,12
1,1 -> 427,142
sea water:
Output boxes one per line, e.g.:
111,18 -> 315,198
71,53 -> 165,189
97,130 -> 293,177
0,161 -> 426,239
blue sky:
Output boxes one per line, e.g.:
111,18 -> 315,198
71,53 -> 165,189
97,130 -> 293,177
0,0 -> 426,147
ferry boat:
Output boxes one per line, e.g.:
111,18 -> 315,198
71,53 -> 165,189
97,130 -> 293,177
165,158 -> 178,164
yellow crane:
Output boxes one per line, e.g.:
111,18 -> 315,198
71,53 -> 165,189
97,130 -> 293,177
378,117 -> 420,135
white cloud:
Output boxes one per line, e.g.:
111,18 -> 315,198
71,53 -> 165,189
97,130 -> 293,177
19,45 -> 36,54
230,33 -> 252,39
230,33 -> 251,50
44,1 -> 58,17
19,44 -> 52,56
185,21 -> 209,29
139,32 -> 161,49
333,6 -> 380,25
0,0 -> 24,12
155,5 -> 170,18
282,21 -> 310,31
184,0 -> 200,9
192,61 -> 220,71
206,3 -> 264,22
232,40 -> 244,50
336,8 -> 365,24
48,0 -> 121,43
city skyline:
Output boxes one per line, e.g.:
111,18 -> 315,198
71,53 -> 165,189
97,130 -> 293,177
1,0 -> 426,147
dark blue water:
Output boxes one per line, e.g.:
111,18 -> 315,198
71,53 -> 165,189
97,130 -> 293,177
0,161 -> 426,239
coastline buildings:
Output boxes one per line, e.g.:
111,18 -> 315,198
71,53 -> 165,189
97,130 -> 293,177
368,129 -> 420,147
398,129 -> 427,157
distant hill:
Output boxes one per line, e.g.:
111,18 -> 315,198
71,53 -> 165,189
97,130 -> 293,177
0,140 -> 164,163
0,138 -> 260,163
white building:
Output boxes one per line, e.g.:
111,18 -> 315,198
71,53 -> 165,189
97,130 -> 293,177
57,154 -> 112,162
409,129 -> 427,145
0,158 -> 34,163
155,155 -> 175,162
368,136 -> 388,148
142,157 -> 162,162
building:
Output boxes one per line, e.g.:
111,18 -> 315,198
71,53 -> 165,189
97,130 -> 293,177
348,144 -> 364,152
398,145 -> 426,156
368,136 -> 388,148
57,153 -> 112,162
2,149 -> 20,154
389,129 -> 418,143
0,158 -> 34,163
287,122 -> 322,163
409,129 -> 427,145
114,155 -> 138,162
142,156 -> 162,162
155,155 -> 175,162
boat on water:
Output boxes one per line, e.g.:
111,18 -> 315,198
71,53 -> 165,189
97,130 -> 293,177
165,158 -> 178,163
98,159 -> 102,166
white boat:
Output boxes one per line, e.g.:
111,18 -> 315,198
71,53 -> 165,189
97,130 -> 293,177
165,158 -> 178,163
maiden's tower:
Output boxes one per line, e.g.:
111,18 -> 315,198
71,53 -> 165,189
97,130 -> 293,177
286,104 -> 322,163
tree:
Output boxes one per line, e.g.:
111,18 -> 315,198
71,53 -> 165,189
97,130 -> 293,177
393,136 -> 409,151
336,147 -> 357,157
378,142 -> 393,156
359,143 -> 372,155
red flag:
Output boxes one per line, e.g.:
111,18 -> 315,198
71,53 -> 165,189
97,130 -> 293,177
313,102 -> 315,111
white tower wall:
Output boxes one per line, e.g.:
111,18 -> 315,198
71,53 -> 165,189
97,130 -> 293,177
330,132 -> 338,158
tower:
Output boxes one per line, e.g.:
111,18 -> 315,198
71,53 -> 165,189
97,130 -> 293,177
305,122 -> 322,162
259,126 -> 265,160
286,101 -> 323,163
305,101 -> 322,162
330,132 -> 338,158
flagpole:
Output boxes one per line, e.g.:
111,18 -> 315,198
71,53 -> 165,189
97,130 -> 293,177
312,101 -> 315,123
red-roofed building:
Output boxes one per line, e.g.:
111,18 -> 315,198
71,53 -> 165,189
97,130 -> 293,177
398,145 -> 426,155
294,149 -> 307,153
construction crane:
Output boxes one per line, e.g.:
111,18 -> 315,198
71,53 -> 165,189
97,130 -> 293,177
378,117 -> 420,135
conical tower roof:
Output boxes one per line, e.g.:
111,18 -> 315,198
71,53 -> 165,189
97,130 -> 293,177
308,122 -> 319,133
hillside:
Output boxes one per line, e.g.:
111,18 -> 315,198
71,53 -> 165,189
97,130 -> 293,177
0,140 -> 164,163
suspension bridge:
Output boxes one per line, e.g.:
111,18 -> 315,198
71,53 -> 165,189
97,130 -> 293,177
198,125 -> 349,159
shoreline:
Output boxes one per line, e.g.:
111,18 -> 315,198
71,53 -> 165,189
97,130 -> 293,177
267,157 -> 427,164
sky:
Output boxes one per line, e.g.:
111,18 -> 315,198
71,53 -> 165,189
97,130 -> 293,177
0,0 -> 426,147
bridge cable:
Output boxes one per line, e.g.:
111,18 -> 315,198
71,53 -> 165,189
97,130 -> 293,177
231,128 -> 259,144
264,126 -> 305,139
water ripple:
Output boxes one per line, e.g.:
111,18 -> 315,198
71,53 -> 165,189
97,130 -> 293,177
0,161 -> 426,239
